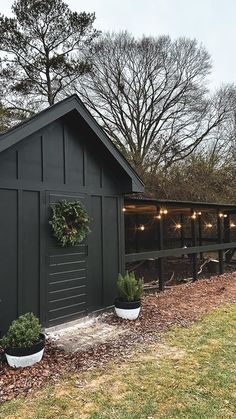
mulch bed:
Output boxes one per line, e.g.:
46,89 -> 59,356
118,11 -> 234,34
0,273 -> 236,402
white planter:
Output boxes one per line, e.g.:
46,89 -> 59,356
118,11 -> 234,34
5,333 -> 45,368
115,306 -> 141,320
6,348 -> 44,368
114,299 -> 141,320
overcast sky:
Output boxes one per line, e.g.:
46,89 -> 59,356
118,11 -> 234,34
2,0 -> 235,89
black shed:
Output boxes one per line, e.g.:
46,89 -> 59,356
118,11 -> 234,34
0,94 -> 144,333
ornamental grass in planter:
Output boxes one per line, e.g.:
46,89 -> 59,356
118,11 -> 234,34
1,313 -> 45,368
114,272 -> 144,320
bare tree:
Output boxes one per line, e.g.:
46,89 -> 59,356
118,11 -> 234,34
201,86 -> 236,168
75,32 -> 233,175
145,148 -> 236,203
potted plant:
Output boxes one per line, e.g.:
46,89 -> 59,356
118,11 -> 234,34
1,312 -> 45,368
114,272 -> 144,320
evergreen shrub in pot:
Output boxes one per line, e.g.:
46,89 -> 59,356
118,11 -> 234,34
1,313 -> 45,368
114,272 -> 144,320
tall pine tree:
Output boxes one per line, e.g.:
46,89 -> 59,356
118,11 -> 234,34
0,0 -> 99,125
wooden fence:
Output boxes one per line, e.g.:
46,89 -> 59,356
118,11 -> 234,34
125,242 -> 236,291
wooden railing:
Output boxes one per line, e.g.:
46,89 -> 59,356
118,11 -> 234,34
125,241 -> 236,290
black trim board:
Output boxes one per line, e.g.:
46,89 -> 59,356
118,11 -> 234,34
125,197 -> 236,212
125,242 -> 236,262
0,94 -> 144,193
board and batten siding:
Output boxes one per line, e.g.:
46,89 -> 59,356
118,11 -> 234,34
0,113 -> 128,332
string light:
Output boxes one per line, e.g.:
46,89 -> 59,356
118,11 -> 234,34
218,212 -> 227,218
190,211 -> 201,219
160,208 -> 168,215
122,208 -> 126,212
175,223 -> 182,230
130,207 -> 232,235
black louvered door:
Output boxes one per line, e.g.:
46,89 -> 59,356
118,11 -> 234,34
46,192 -> 88,327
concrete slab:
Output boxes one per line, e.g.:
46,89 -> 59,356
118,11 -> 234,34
45,315 -> 127,353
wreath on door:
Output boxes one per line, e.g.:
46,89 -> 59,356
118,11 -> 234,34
49,200 -> 91,247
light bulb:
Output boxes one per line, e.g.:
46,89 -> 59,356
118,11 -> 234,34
161,209 -> 168,214
175,223 -> 182,229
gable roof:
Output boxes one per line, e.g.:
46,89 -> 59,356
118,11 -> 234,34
0,94 -> 144,193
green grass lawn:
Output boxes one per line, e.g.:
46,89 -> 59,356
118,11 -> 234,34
1,303 -> 236,419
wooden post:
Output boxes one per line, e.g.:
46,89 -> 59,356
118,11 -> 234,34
198,216 -> 203,259
224,214 -> 230,243
135,213 -> 139,253
224,215 -> 232,262
217,212 -> 224,274
158,216 -> 164,291
191,211 -> 197,281
180,214 -> 185,257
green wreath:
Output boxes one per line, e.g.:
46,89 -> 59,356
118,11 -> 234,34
49,200 -> 91,247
